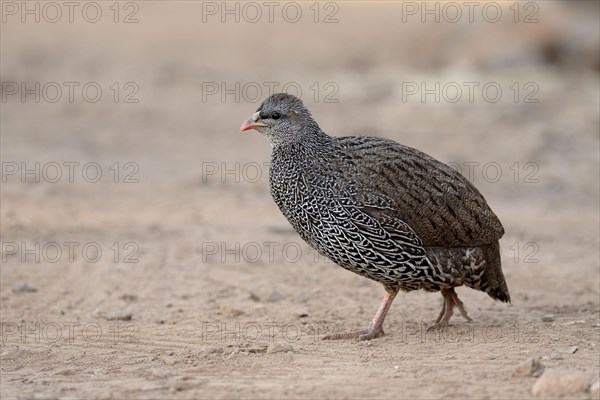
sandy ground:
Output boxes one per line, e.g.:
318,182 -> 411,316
1,2 -> 599,399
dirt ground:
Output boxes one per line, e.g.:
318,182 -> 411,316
1,2 -> 599,399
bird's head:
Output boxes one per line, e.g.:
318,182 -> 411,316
240,93 -> 322,146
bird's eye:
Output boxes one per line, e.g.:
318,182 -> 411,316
271,112 -> 281,120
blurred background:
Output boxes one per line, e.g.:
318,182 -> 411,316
1,1 -> 599,399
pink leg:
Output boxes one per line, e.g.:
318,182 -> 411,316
323,290 -> 398,341
428,288 -> 472,330
434,297 -> 447,324
449,289 -> 472,322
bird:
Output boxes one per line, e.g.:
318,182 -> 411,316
240,93 -> 510,341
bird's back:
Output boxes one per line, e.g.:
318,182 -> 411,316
332,135 -> 504,247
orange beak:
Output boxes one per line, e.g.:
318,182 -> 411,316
240,112 -> 268,132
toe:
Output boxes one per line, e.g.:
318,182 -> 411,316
358,328 -> 383,341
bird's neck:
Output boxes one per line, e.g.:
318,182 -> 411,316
270,129 -> 331,156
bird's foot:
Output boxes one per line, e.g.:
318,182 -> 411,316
427,288 -> 472,331
322,290 -> 397,341
322,326 -> 384,341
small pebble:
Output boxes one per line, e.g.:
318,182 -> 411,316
12,282 -> 37,293
294,308 -> 309,318
170,380 -> 200,392
514,357 -> 545,378
119,294 -> 138,302
565,346 -> 578,354
541,315 -> 555,323
106,311 -> 133,321
249,292 -> 260,302
221,305 -> 244,317
267,288 -> 285,302
92,308 -> 103,318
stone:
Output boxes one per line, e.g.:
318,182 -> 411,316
514,357 -> 545,378
92,308 -> 103,318
12,282 -> 37,293
221,305 -> 244,317
119,294 -> 138,302
106,311 -> 133,321
589,379 -> 599,399
294,308 -> 309,318
532,369 -> 590,398
249,291 -> 260,302
267,288 -> 285,302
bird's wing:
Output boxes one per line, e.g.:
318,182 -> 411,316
329,136 -> 504,247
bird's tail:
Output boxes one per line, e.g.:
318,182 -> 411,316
480,241 -> 511,303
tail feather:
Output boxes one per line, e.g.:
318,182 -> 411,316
481,241 -> 511,303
